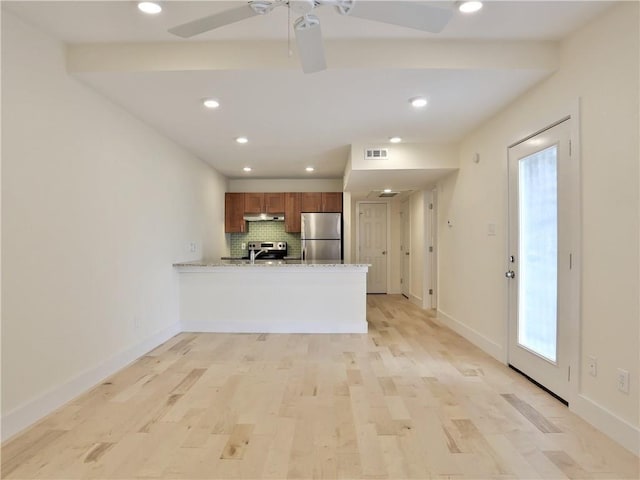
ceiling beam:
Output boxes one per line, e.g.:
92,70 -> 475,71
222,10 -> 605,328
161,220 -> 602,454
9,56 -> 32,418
67,39 -> 559,73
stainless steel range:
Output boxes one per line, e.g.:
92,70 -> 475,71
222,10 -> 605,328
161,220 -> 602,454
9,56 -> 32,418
243,241 -> 287,261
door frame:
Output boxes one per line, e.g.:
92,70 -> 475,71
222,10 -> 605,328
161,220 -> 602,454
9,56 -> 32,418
400,199 -> 410,298
504,100 -> 582,406
426,188 -> 438,310
356,201 -> 390,294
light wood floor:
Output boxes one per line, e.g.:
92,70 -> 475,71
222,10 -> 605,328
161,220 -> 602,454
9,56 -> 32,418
2,295 -> 638,479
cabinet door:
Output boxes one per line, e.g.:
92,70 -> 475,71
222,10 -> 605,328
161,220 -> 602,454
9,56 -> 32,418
284,192 -> 301,233
265,192 -> 285,213
322,192 -> 343,212
244,192 -> 264,213
225,193 -> 246,233
301,192 -> 322,212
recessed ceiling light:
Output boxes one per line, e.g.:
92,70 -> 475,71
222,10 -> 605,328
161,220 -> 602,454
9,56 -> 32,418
305,166 -> 315,172
243,167 -> 252,172
236,137 -> 248,144
203,98 -> 220,109
410,97 -> 428,108
137,2 -> 162,14
383,189 -> 392,193
389,136 -> 402,143
458,1 -> 483,13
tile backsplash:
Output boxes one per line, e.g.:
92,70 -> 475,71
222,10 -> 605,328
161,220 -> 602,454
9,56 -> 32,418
229,222 -> 301,257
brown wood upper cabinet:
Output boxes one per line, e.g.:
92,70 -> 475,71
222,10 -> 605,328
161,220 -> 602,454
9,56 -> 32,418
243,192 -> 263,214
301,192 -> 343,213
226,191 -> 341,233
321,192 -> 343,213
225,193 -> 246,233
284,192 -> 301,233
244,192 -> 285,214
301,192 -> 322,212
264,192 -> 285,213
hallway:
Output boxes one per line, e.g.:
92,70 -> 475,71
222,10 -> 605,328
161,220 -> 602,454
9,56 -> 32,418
2,295 -> 638,479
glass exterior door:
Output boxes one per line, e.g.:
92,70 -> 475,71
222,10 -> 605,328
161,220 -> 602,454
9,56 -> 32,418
507,119 -> 572,401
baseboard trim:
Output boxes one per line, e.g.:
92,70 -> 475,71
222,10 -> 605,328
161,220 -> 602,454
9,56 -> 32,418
436,309 -> 504,362
181,320 -> 368,334
408,293 -> 423,308
1,322 -> 181,443
435,311 -> 639,455
571,393 -> 640,455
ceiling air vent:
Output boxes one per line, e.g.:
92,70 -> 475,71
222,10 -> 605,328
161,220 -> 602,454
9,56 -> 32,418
364,148 -> 389,160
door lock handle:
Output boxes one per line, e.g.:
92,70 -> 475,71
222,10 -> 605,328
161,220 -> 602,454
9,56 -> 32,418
505,270 -> 515,279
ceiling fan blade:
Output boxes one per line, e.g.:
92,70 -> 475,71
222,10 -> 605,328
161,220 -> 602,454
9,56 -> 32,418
344,1 -> 453,33
169,4 -> 259,38
294,15 -> 327,74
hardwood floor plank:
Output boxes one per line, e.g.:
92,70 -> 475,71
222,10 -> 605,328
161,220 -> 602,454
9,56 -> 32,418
544,450 -> 593,479
2,295 -> 637,479
219,424 -> 254,460
501,393 -> 562,433
1,429 -> 67,477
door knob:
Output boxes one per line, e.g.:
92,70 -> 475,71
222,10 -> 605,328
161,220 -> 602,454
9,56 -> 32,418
382,251 -> 387,255
405,252 -> 410,256
505,270 -> 515,279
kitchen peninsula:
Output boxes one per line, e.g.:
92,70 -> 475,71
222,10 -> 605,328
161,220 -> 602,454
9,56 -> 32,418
173,261 -> 369,333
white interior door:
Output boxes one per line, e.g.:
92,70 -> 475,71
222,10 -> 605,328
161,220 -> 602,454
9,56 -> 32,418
401,200 -> 410,298
507,119 -> 572,402
359,203 -> 388,293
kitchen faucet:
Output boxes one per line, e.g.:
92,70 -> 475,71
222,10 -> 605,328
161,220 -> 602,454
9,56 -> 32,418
250,248 -> 268,264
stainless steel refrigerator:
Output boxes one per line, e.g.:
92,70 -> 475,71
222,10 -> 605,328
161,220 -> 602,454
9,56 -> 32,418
301,213 -> 342,261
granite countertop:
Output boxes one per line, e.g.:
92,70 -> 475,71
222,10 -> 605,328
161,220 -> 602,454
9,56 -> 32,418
173,259 -> 370,268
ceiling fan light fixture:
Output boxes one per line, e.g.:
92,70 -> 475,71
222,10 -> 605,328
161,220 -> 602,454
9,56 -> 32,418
389,136 -> 402,143
458,1 -> 483,14
305,166 -> 315,172
249,1 -> 275,15
334,0 -> 355,16
137,2 -> 162,15
202,98 -> 220,109
410,97 -> 428,108
236,137 -> 249,144
243,166 -> 252,172
383,189 -> 392,193
294,13 -> 321,31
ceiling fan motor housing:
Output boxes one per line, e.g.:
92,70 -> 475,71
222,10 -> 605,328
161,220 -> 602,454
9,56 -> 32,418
290,0 -> 316,15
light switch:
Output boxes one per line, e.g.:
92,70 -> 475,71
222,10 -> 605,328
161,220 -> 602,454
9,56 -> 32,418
488,223 -> 496,236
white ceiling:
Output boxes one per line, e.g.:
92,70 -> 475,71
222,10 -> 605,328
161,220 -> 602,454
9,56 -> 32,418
4,1 -> 615,190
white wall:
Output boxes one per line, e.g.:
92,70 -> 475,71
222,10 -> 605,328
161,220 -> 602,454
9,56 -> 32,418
436,2 -> 639,452
228,178 -> 342,192
349,142 -> 458,171
1,12 -> 228,440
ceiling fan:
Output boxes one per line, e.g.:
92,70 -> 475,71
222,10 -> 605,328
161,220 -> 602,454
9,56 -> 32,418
168,1 -> 453,74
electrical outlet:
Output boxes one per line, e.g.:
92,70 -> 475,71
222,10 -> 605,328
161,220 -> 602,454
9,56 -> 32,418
189,241 -> 197,253
587,356 -> 597,377
133,316 -> 140,330
241,242 -> 246,250
617,369 -> 629,394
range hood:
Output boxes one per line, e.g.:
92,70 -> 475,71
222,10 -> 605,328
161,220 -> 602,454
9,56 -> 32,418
243,213 -> 285,222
